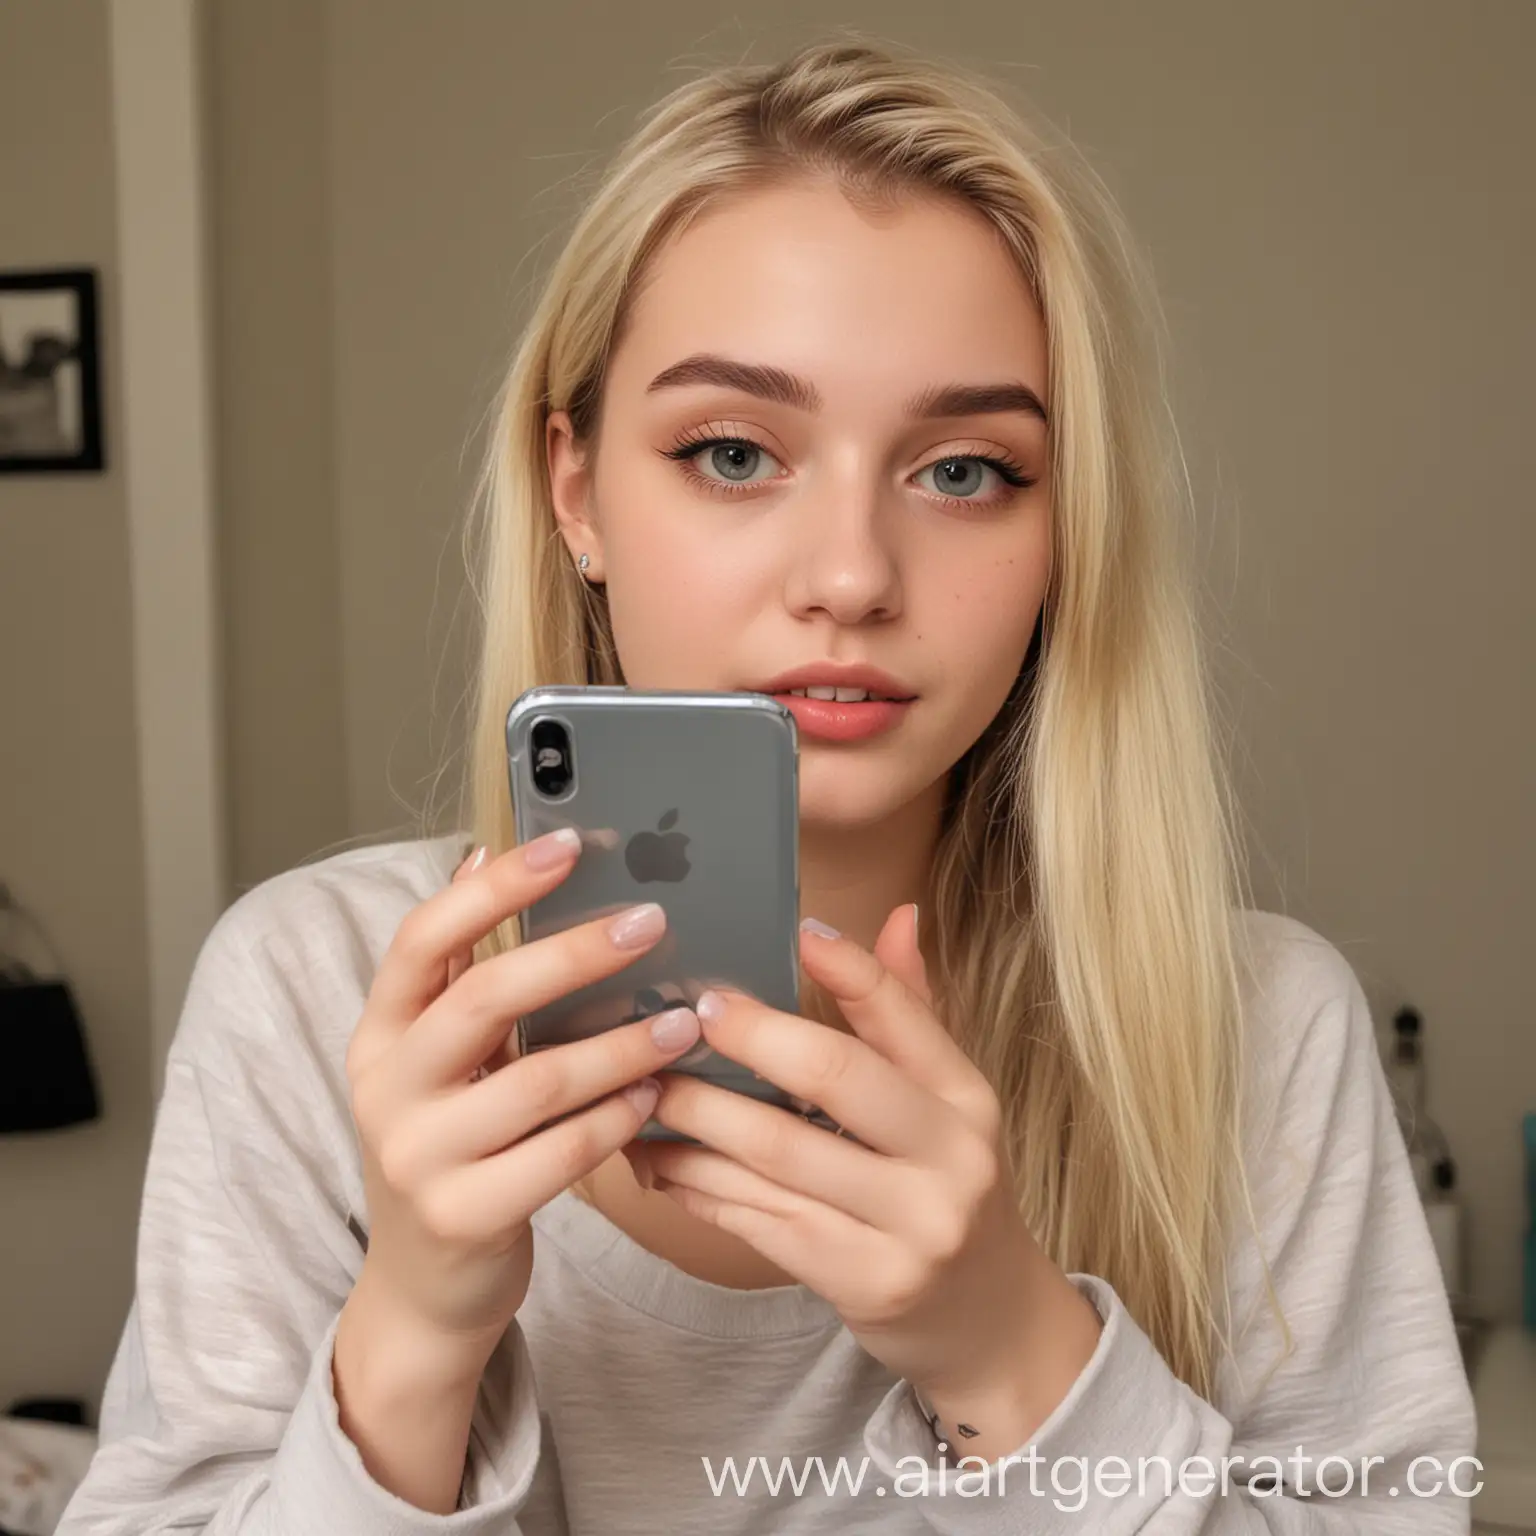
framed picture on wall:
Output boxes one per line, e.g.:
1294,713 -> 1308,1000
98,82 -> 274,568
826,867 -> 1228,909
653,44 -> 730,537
0,268 -> 105,474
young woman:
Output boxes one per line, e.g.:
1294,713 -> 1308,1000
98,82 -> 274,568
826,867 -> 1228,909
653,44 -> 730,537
60,39 -> 1474,1535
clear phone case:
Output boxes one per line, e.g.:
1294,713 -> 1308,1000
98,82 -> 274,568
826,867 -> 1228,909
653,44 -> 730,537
506,686 -> 813,1142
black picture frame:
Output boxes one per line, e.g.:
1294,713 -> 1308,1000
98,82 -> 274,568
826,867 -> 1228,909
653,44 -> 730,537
0,267 -> 106,475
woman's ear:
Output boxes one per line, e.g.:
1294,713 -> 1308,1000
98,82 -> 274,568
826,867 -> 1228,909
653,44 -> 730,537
546,409 -> 604,579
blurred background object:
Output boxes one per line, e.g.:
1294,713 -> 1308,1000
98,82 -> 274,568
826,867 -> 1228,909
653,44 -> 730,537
0,882 -> 101,1135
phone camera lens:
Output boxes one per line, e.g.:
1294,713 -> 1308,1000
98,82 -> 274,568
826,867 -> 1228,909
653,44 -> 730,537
529,718 -> 574,798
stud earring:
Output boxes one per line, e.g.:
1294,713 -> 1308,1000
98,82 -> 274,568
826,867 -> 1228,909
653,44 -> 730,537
577,553 -> 591,575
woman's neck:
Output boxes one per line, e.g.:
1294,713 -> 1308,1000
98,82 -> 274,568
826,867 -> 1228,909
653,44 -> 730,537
796,778 -> 944,949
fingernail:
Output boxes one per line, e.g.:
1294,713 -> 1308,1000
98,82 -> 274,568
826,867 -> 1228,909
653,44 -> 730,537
911,903 -> 920,943
800,916 -> 841,940
622,1076 -> 661,1117
649,1007 -> 700,1051
524,827 -> 582,870
608,902 -> 665,948
696,989 -> 726,1024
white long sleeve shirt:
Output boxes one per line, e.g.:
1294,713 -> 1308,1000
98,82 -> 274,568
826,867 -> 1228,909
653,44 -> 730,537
57,835 -> 1477,1533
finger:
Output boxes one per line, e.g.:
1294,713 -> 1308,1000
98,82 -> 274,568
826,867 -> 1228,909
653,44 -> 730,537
690,988 -> 948,1157
429,1075 -> 661,1236
398,1007 -> 702,1170
797,917 -> 989,1113
646,1142 -> 826,1222
444,846 -> 486,990
366,830 -> 583,1030
396,900 -> 672,1088
645,1169 -> 877,1300
650,1069 -> 915,1226
873,902 -> 929,1006
651,1185 -> 790,1262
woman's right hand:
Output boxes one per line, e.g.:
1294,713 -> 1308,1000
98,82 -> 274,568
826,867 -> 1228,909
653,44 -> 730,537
341,829 -> 701,1369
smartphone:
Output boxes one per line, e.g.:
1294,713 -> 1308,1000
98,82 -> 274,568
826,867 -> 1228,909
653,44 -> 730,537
505,685 -> 805,1142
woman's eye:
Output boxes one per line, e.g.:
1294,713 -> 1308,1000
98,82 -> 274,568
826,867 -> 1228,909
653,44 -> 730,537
914,456 -> 1013,501
688,440 -> 782,486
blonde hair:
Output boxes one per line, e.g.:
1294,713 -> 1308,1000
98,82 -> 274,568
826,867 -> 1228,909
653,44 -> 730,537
462,37 -> 1266,1397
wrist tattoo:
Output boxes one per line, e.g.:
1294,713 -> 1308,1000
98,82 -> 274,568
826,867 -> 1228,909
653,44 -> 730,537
915,1392 -> 980,1449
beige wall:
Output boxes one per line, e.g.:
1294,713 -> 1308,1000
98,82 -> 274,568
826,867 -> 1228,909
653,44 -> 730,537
207,0 -> 350,886
0,0 -> 151,1410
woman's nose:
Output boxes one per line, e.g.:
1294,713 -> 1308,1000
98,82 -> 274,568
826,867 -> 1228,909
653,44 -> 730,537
782,484 -> 903,627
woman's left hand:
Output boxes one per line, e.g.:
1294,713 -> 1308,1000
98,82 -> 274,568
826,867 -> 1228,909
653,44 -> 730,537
627,905 -> 1103,1456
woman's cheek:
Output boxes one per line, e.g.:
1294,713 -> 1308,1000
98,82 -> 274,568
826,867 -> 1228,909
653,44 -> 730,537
941,565 -> 1046,718
603,525 -> 754,688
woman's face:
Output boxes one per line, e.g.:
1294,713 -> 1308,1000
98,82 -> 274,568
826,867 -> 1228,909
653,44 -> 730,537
548,177 -> 1052,830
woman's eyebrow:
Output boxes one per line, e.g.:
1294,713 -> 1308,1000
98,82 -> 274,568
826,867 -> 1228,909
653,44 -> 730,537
906,380 -> 1048,425
646,353 -> 1047,425
646,354 -> 820,411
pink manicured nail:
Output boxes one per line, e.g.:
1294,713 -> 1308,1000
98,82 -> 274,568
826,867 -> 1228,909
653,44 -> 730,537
622,1077 -> 661,1116
800,916 -> 841,940
696,990 -> 726,1024
649,1007 -> 700,1051
523,827 -> 582,870
608,902 -> 665,948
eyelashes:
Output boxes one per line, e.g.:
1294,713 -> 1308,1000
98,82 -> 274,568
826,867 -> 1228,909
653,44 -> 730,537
660,432 -> 782,491
661,425 -> 761,462
659,429 -> 1039,507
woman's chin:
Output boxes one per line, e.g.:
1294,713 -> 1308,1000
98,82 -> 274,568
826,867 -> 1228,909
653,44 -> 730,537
796,761 -> 931,837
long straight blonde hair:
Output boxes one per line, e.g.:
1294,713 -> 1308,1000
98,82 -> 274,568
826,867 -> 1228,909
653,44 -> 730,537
461,38 -> 1263,1398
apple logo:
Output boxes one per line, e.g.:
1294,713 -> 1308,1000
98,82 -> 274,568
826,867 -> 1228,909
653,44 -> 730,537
625,808 -> 691,883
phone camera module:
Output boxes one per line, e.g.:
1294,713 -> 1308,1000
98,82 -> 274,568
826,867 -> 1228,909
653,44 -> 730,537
530,718 -> 574,798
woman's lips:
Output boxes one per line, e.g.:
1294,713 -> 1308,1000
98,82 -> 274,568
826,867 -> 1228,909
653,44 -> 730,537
772,692 -> 912,742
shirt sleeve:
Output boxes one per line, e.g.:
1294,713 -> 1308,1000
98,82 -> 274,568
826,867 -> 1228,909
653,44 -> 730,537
861,925 -> 1478,1533
53,892 -> 546,1535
